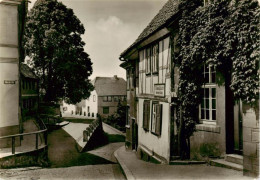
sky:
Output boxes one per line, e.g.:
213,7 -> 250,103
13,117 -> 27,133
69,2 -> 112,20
28,0 -> 168,80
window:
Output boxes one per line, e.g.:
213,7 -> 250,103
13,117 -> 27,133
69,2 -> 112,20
114,96 -> 118,102
93,95 -> 96,102
87,106 -> 90,113
143,100 -> 150,131
107,96 -> 112,102
92,112 -> 94,117
152,43 -> 159,73
151,102 -> 162,135
103,96 -> 108,102
200,64 -> 216,122
103,107 -> 109,114
145,48 -> 151,74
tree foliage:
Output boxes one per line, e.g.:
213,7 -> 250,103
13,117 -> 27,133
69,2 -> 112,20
24,0 -> 94,104
176,0 -> 259,159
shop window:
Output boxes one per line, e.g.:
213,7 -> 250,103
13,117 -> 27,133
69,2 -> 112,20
143,100 -> 150,131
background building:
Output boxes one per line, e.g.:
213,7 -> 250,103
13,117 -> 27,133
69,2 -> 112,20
21,63 -> 39,117
62,75 -> 126,119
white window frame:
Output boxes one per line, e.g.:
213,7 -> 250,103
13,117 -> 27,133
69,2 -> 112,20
200,64 -> 217,124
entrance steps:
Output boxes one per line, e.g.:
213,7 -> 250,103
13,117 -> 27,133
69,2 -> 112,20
210,154 -> 243,171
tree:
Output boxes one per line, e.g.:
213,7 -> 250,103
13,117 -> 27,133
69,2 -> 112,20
24,0 -> 94,104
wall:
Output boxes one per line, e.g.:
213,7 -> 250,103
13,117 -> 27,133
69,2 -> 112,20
190,85 -> 226,157
0,2 -> 20,136
242,102 -> 259,177
138,98 -> 170,162
136,36 -> 172,162
97,95 -> 126,117
82,90 -> 98,118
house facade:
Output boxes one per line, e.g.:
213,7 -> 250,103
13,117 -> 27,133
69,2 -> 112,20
62,75 -> 126,119
94,76 -> 126,118
0,0 -> 27,148
120,0 -> 259,177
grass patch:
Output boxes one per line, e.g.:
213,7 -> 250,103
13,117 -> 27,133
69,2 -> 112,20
106,133 -> 125,143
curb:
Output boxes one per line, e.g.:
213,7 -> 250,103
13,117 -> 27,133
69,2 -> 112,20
102,123 -> 126,137
114,146 -> 135,180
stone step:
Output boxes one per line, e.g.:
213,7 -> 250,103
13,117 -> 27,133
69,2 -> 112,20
225,154 -> 243,165
210,159 -> 243,171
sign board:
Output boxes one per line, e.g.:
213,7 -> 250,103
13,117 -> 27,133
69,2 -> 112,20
154,84 -> 165,97
4,80 -> 16,84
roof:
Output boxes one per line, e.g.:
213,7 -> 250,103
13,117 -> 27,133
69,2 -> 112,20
93,76 -> 126,96
120,0 -> 180,57
20,63 -> 38,79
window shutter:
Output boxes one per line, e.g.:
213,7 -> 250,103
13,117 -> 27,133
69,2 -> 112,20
155,104 -> 162,135
143,100 -> 150,130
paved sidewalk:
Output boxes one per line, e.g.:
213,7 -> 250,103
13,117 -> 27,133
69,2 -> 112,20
114,146 -> 253,180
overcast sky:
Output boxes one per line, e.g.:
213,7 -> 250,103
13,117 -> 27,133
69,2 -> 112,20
28,0 -> 168,80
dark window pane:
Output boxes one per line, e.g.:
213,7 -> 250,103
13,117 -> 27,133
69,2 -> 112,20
205,65 -> 209,73
212,110 -> 216,120
211,72 -> 216,83
212,88 -> 216,98
201,109 -> 205,119
205,73 -> 209,83
201,99 -> 205,108
206,110 -> 209,119
212,99 -> 216,109
206,99 -> 209,108
205,88 -> 209,98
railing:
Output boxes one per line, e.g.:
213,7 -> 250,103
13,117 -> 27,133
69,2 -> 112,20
0,118 -> 48,155
39,114 -> 61,125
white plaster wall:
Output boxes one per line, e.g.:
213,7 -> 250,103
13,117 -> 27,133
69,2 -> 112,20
138,98 -> 170,161
138,36 -> 171,96
0,4 -> 18,45
0,63 -> 19,128
0,3 -> 19,128
82,90 -> 98,118
62,90 -> 98,118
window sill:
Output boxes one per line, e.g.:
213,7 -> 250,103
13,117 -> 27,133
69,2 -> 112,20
196,123 -> 220,133
151,131 -> 161,137
125,125 -> 130,129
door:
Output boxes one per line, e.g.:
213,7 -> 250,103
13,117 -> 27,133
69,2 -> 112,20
233,100 -> 243,154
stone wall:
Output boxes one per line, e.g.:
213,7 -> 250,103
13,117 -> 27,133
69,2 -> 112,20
242,102 -> 259,177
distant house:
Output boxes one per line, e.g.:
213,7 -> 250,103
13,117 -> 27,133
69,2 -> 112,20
94,75 -> 126,117
62,75 -> 126,119
20,63 -> 39,117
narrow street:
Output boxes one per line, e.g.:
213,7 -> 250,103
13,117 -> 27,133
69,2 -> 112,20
0,120 -> 126,180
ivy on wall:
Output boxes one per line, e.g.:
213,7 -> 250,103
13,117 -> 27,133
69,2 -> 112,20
174,0 -> 259,159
